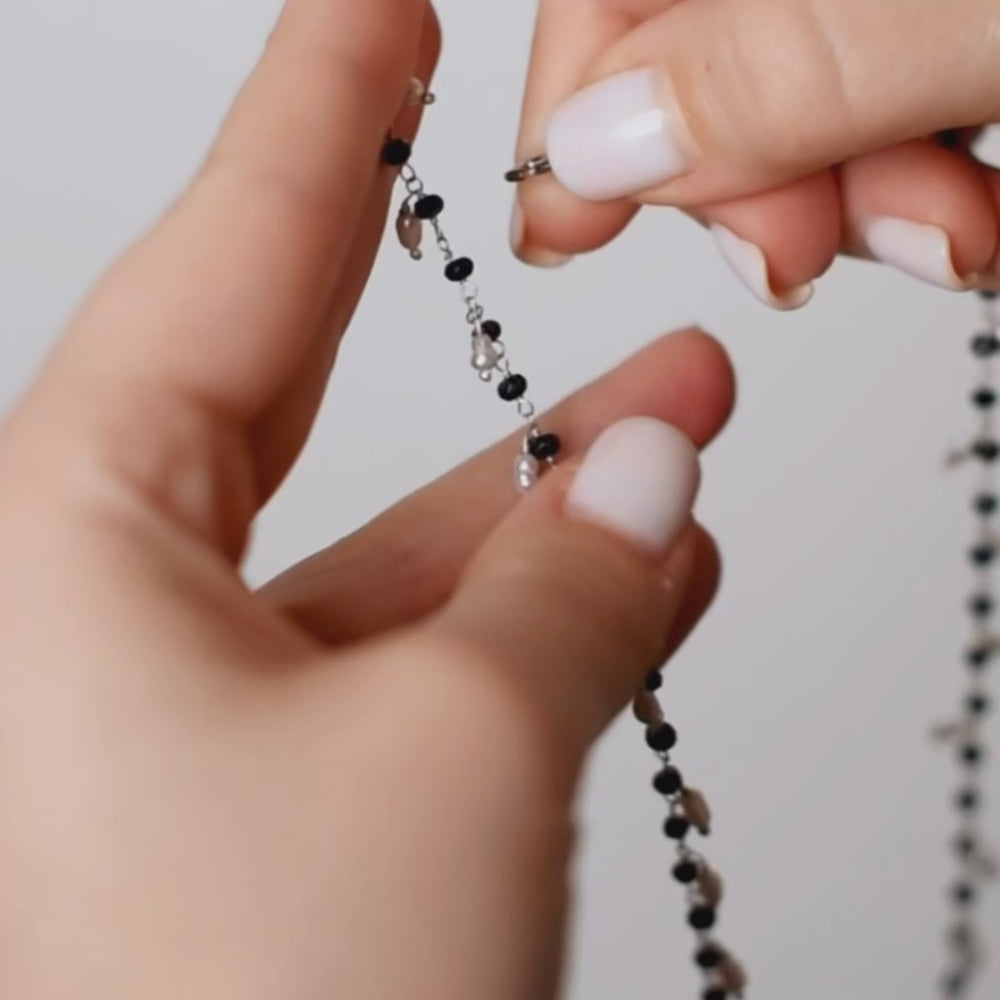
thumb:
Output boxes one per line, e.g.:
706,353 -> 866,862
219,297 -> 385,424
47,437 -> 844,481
541,0 -> 1000,204
429,417 -> 703,763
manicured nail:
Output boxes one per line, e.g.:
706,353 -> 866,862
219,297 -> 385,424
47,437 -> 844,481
510,202 -> 573,268
862,217 -> 965,290
546,68 -> 695,202
565,417 -> 700,553
711,225 -> 814,310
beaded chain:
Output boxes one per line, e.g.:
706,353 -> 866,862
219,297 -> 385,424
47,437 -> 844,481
382,79 -> 745,1000
938,289 -> 1000,997
383,79 -> 562,491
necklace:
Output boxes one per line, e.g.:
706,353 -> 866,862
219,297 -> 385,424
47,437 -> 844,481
384,78 -> 994,1000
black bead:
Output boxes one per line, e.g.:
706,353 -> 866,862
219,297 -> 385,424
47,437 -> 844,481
695,945 -> 723,970
973,440 -> 1000,462
966,645 -> 992,668
414,195 -> 444,220
702,990 -> 727,1000
981,290 -> 1000,301
972,388 -> 997,410
966,693 -> 990,715
688,906 -> 717,931
971,332 -> 1000,357
672,860 -> 699,884
481,319 -> 502,341
969,594 -> 993,617
445,257 -> 474,282
528,433 -> 562,461
960,744 -> 983,767
664,815 -> 691,840
970,544 -> 996,566
653,766 -> 683,796
498,374 -> 528,401
974,493 -> 998,516
646,721 -> 678,752
644,670 -> 663,692
382,137 -> 412,167
953,883 -> 976,906
956,788 -> 979,812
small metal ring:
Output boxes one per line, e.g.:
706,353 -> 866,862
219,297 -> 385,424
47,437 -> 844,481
505,155 -> 552,183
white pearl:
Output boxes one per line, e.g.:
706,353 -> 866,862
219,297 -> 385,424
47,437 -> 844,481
513,453 -> 540,493
471,333 -> 500,373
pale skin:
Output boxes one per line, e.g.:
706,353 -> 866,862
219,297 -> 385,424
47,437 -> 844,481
0,1 -> 732,996
3,0 -> 996,996
515,0 -> 1000,293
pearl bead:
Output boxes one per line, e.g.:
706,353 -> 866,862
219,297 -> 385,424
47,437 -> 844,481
471,334 -> 500,373
513,453 -> 540,493
395,207 -> 423,259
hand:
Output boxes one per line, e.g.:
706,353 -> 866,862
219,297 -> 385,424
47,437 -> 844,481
0,0 -> 734,996
513,0 -> 1000,304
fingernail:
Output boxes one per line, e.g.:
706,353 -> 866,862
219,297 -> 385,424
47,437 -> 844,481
862,217 -> 966,290
711,224 -> 814,310
510,202 -> 573,268
566,417 -> 700,553
546,68 -> 695,202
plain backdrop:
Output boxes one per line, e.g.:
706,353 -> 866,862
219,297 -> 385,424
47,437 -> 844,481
1,1 -> 998,997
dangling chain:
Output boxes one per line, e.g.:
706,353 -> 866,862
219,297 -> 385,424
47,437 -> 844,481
938,289 -> 1000,997
382,80 -> 746,1000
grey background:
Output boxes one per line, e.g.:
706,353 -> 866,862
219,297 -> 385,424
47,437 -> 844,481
1,0 -> 997,996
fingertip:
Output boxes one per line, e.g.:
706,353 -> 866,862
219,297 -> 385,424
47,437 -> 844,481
842,140 -> 999,289
701,171 -> 840,310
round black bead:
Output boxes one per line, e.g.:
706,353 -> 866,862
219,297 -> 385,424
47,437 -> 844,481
646,721 -> 678,752
972,332 -> 1000,357
972,388 -> 997,410
966,693 -> 990,715
960,744 -> 983,767
970,544 -> 996,566
702,990 -> 727,1000
481,319 -> 502,340
969,594 -> 993,617
653,766 -> 683,796
966,645 -> 992,668
498,374 -> 528,401
382,138 -> 412,166
644,670 -> 663,692
672,860 -> 699,884
688,906 -> 717,931
974,493 -> 998,516
981,290 -> 1000,301
445,257 -> 474,282
695,945 -> 723,970
953,883 -> 976,906
956,788 -> 979,812
413,194 -> 444,219
528,433 -> 562,462
664,815 -> 691,840
973,440 -> 1000,462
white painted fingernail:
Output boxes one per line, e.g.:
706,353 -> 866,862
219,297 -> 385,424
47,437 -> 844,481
566,417 -> 700,554
862,217 -> 965,290
509,202 -> 573,268
546,68 -> 695,202
711,224 -> 814,310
